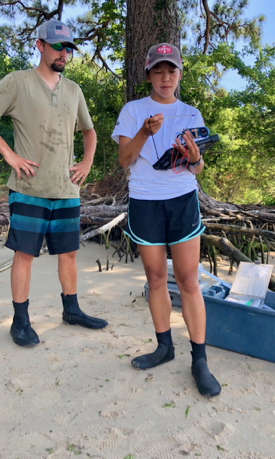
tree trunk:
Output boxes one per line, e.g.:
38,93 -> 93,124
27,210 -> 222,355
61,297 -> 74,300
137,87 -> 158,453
126,0 -> 180,101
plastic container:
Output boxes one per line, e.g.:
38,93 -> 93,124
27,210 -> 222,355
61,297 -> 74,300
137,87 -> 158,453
203,285 -> 275,363
144,280 -> 275,363
167,259 -> 202,284
201,285 -> 227,299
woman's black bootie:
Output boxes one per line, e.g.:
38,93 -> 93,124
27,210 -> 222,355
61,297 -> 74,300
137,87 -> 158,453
131,328 -> 175,370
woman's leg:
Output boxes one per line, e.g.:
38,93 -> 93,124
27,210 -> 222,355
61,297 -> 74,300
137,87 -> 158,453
170,236 -> 205,343
138,244 -> 171,332
131,244 -> 175,370
170,237 -> 221,397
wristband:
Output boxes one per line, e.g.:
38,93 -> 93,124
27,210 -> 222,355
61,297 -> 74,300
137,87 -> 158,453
189,155 -> 202,167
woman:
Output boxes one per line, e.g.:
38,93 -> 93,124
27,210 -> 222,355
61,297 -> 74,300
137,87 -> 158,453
111,43 -> 221,397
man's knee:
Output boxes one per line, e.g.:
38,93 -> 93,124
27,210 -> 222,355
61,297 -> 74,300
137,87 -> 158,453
58,250 -> 77,260
13,251 -> 34,265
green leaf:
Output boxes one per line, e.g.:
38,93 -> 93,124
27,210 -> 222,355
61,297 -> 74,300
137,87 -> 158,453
163,402 -> 176,408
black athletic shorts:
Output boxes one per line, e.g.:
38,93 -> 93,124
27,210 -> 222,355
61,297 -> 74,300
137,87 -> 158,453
125,190 -> 205,246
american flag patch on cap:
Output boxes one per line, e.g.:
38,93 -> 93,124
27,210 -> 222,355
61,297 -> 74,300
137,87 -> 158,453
55,25 -> 70,38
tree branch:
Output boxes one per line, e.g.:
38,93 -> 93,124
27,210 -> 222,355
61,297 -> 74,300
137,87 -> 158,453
201,0 -> 211,54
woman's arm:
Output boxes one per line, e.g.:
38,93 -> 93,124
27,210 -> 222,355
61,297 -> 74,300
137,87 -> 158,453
118,113 -> 164,168
173,130 -> 205,175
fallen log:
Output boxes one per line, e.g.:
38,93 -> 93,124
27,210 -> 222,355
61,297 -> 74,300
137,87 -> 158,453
0,213 -> 9,224
80,212 -> 127,242
80,204 -> 127,217
80,216 -> 120,226
203,223 -> 275,241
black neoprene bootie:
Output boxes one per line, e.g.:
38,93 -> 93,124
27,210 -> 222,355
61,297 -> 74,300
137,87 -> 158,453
10,300 -> 40,347
61,293 -> 108,329
131,328 -> 175,370
191,343 -> 221,397
192,358 -> 221,397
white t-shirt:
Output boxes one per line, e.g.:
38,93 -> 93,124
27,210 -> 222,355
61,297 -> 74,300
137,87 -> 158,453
111,96 -> 204,200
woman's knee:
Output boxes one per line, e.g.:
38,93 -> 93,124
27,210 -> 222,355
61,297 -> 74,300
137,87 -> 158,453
146,268 -> 167,290
176,272 -> 200,295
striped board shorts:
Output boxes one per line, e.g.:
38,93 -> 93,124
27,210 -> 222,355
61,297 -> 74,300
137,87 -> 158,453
5,190 -> 80,257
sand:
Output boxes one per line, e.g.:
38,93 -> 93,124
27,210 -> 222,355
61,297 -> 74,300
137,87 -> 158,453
0,238 -> 275,459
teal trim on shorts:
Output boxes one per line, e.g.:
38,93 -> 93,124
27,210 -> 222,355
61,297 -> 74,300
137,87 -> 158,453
124,228 -> 166,246
169,196 -> 205,245
169,224 -> 205,245
126,200 -> 166,246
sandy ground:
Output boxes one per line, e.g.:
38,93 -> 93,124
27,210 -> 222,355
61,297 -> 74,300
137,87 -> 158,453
1,237 -> 275,459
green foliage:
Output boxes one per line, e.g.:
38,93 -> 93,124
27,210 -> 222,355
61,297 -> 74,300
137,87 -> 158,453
64,56 -> 124,183
71,0 -> 126,63
0,49 -> 32,184
180,43 -> 275,205
0,1 -> 274,205
180,0 -> 264,53
0,0 -> 127,65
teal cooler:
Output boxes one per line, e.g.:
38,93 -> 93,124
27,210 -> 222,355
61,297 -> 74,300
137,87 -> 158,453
203,286 -> 275,363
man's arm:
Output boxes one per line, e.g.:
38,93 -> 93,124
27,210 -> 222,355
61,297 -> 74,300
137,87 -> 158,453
69,128 -> 97,186
0,136 -> 39,179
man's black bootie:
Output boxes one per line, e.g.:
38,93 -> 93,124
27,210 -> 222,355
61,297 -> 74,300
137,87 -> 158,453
61,293 -> 108,329
191,357 -> 221,397
131,328 -> 175,370
10,300 -> 40,347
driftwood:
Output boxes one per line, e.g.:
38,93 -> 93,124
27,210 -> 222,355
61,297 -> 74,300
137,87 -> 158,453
80,203 -> 127,228
0,198 -> 9,221
80,212 -> 127,242
203,223 -> 275,241
0,171 -> 274,290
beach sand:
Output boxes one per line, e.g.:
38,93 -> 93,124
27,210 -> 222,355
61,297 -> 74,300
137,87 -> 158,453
0,238 -> 275,459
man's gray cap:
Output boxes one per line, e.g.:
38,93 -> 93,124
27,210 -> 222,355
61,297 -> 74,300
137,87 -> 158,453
38,20 -> 78,50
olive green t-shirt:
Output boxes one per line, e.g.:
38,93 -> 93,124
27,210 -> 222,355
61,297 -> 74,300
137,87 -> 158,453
0,69 -> 93,198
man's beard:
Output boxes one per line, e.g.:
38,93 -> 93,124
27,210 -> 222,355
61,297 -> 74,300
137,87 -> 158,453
51,61 -> 65,72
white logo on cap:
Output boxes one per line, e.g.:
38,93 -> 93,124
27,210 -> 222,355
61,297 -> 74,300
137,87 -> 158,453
157,45 -> 173,54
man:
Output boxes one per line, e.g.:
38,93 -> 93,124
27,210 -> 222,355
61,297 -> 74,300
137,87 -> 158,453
0,20 -> 108,347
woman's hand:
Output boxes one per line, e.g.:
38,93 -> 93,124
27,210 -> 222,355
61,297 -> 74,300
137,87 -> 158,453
118,113 -> 164,168
173,130 -> 200,163
173,130 -> 204,174
141,113 -> 164,137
